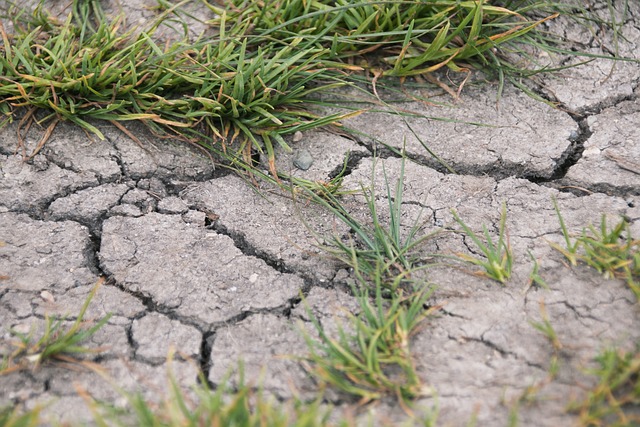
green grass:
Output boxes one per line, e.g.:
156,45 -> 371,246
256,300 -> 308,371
568,345 -> 640,427
301,277 -> 437,406
551,200 -> 640,301
222,0 -> 557,77
0,0 -> 590,174
83,360 -> 345,427
0,280 -> 111,373
450,202 -> 513,284
295,156 -> 437,290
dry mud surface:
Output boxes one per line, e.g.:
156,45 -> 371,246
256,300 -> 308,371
1,1 -> 639,426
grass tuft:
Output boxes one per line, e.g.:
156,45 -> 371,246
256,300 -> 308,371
551,201 -> 640,301
301,277 -> 437,406
451,202 -> 513,284
296,156 -> 437,290
569,345 -> 640,427
1,280 -> 111,373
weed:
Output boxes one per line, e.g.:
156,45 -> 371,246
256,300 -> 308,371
568,345 -> 640,427
525,251 -> 548,291
550,198 -> 582,267
225,0 -> 557,77
296,156 -> 437,290
504,301 -> 562,423
550,202 -> 640,301
0,280 -> 111,373
451,202 -> 513,284
301,277 -> 437,406
83,358 -> 342,427
530,301 -> 562,353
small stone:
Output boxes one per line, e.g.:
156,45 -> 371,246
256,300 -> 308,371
292,131 -> 303,142
40,290 -> 55,303
293,149 -> 314,171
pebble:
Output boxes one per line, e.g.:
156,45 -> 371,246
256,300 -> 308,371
293,149 -> 314,170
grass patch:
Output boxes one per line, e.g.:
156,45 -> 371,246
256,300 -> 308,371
223,0 -> 557,77
82,359 -> 344,427
301,278 -> 437,406
0,0 -> 352,175
551,199 -> 640,301
451,202 -> 513,284
0,280 -> 110,374
295,156 -> 436,290
290,156 -> 439,408
568,345 -> 640,427
0,0 -> 582,175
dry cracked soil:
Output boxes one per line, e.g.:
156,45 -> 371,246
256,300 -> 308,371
1,1 -> 639,426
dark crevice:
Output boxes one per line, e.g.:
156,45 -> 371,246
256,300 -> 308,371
211,221 -> 311,284
465,335 -> 514,359
529,117 -> 590,184
125,321 -> 137,354
199,331 -> 215,383
85,233 -> 104,277
327,150 -> 370,180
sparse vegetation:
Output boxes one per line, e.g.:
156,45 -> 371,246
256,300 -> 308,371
0,0 -> 638,426
451,203 -> 513,284
551,200 -> 640,301
302,277 -> 437,406
569,345 -> 640,427
0,281 -> 111,374
296,156 -> 437,290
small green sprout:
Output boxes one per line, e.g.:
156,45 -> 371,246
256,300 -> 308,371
301,277 -> 437,406
451,203 -> 513,284
550,201 -> 639,301
1,281 -> 111,373
568,346 -> 640,426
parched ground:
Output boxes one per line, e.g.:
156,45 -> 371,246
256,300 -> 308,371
1,1 -> 639,426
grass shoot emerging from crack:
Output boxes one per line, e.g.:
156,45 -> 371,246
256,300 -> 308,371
568,345 -> 640,427
81,357 -> 342,427
297,156 -> 436,290
301,277 -> 437,407
0,280 -> 110,373
551,199 -> 640,301
293,156 -> 438,406
451,202 -> 513,284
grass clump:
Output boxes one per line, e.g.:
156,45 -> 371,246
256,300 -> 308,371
0,404 -> 42,427
0,0 -> 575,176
225,0 -> 557,77
297,157 -> 435,289
83,361 -> 343,427
569,345 -> 640,427
451,202 -> 513,284
0,281 -> 110,373
0,0 -> 351,174
551,200 -> 640,300
294,157 -> 438,406
302,277 -> 437,406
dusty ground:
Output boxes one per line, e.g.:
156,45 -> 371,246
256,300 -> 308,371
1,1 -> 639,426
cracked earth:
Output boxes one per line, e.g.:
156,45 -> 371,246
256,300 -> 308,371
1,1 -> 639,425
